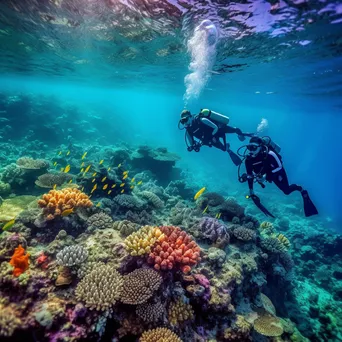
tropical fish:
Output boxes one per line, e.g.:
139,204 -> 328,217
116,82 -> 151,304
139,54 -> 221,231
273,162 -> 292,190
107,167 -> 111,171
53,161 -> 57,166
130,185 -> 134,189
81,186 -> 84,191
92,178 -> 96,183
108,190 -> 112,195
53,184 -> 57,189
81,152 -> 87,160
103,184 -> 108,190
96,202 -> 101,207
68,179 -> 73,184
131,178 -> 135,183
101,176 -> 107,182
202,205 -> 208,214
123,171 -> 128,176
215,213 -> 221,219
111,184 -> 116,188
91,184 -> 97,193
84,165 -> 91,173
120,183 -> 125,187
58,151 -> 62,155
66,151 -> 70,156
61,208 -> 74,216
118,163 -> 121,168
137,181 -> 143,185
92,172 -> 97,177
99,160 -> 104,165
194,187 -> 206,200
123,174 -> 128,180
64,165 -> 71,173
81,168 -> 84,172
81,162 -> 85,167
60,167 -> 64,172
121,189 -> 125,193
2,219 -> 15,231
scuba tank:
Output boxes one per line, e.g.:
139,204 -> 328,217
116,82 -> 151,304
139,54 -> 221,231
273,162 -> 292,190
199,109 -> 230,125
261,136 -> 281,154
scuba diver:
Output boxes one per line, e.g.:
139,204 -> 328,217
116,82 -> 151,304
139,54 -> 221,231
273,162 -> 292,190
238,136 -> 318,218
178,109 -> 252,166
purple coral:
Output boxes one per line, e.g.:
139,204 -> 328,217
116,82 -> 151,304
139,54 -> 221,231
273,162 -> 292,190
199,217 -> 229,245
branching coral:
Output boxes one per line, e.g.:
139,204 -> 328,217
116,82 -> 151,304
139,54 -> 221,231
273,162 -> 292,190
168,298 -> 194,326
139,327 -> 182,342
35,173 -> 73,188
56,245 -> 88,267
75,265 -> 123,310
139,191 -> 164,208
120,268 -> 162,305
38,188 -> 93,220
253,313 -> 284,337
9,244 -> 30,277
124,226 -> 164,256
136,300 -> 164,323
0,305 -> 21,337
147,226 -> 201,273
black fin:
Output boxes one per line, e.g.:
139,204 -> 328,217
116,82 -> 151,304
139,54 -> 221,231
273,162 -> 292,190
301,190 -> 318,217
251,195 -> 275,218
227,149 -> 242,166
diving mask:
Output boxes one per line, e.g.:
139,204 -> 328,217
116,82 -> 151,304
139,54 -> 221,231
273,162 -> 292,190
247,143 -> 261,157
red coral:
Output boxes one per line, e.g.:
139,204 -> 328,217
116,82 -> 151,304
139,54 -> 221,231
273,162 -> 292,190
147,226 -> 201,273
9,244 -> 30,277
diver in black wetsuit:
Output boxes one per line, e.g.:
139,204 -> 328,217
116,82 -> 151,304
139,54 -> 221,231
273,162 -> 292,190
178,109 -> 252,166
243,136 -> 318,217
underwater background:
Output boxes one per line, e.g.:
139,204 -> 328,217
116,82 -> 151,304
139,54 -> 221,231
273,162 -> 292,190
0,0 -> 341,341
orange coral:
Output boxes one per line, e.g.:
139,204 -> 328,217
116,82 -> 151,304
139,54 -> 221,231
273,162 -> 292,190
38,187 -> 93,220
9,245 -> 30,277
147,226 -> 201,273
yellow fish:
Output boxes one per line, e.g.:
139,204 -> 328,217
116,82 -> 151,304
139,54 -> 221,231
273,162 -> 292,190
53,184 -> 57,189
215,213 -> 222,219
66,151 -> 70,156
81,186 -> 84,191
68,179 -> 73,184
118,163 -> 121,168
2,219 -> 15,231
120,183 -> 125,187
53,161 -> 57,166
81,152 -> 87,160
81,168 -> 84,172
108,190 -> 112,195
96,202 -> 101,207
92,178 -> 96,183
101,176 -> 107,182
103,184 -> 108,190
194,187 -> 206,200
111,184 -> 116,188
137,181 -> 142,185
60,167 -> 64,172
130,185 -> 134,189
92,172 -> 97,177
99,160 -> 104,165
81,162 -> 85,167
123,171 -> 128,175
131,178 -> 135,183
123,174 -> 128,180
121,189 -> 125,193
61,208 -> 74,216
202,205 -> 208,214
64,165 -> 71,173
84,165 -> 91,173
58,151 -> 62,155
107,167 -> 111,171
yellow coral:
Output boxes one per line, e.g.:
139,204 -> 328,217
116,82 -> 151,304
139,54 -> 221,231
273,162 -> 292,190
168,298 -> 194,326
140,327 -> 182,342
124,225 -> 164,256
277,234 -> 291,249
259,221 -> 274,234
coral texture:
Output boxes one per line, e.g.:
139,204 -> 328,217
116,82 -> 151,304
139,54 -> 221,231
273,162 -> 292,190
113,220 -> 139,237
38,188 -> 93,220
86,212 -> 113,230
139,327 -> 182,342
136,300 -> 164,323
16,157 -> 49,170
56,245 -> 88,267
233,226 -> 256,242
198,217 -> 229,245
253,313 -> 284,336
9,244 -> 30,276
139,191 -> 164,208
35,173 -> 73,188
168,298 -> 194,326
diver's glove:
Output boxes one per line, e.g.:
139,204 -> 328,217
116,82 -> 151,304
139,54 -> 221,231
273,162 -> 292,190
238,135 -> 246,142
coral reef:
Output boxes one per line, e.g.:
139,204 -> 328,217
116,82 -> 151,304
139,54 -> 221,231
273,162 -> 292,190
168,298 -> 194,326
9,244 -> 30,276
197,217 -> 229,246
56,245 -> 88,266
139,327 -> 182,342
35,172 -> 73,188
136,300 -> 164,323
86,212 -> 113,231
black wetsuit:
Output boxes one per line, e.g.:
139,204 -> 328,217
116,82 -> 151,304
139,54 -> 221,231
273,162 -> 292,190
186,116 -> 243,151
245,149 -> 302,195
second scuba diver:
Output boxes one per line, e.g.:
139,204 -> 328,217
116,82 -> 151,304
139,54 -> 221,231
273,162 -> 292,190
239,136 -> 318,218
179,109 -> 252,166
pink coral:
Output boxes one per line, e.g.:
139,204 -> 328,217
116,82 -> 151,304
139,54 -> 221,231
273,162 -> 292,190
147,226 -> 201,273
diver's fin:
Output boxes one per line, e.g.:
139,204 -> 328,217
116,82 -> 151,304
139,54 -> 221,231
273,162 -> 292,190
227,149 -> 242,166
301,190 -> 318,217
251,195 -> 275,218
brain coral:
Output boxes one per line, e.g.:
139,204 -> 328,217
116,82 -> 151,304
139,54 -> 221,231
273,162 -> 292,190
38,188 -> 93,220
124,226 -> 164,256
121,268 -> 162,305
86,212 -> 113,230
139,191 -> 164,208
75,265 -> 123,311
139,327 -> 182,342
147,226 -> 201,273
